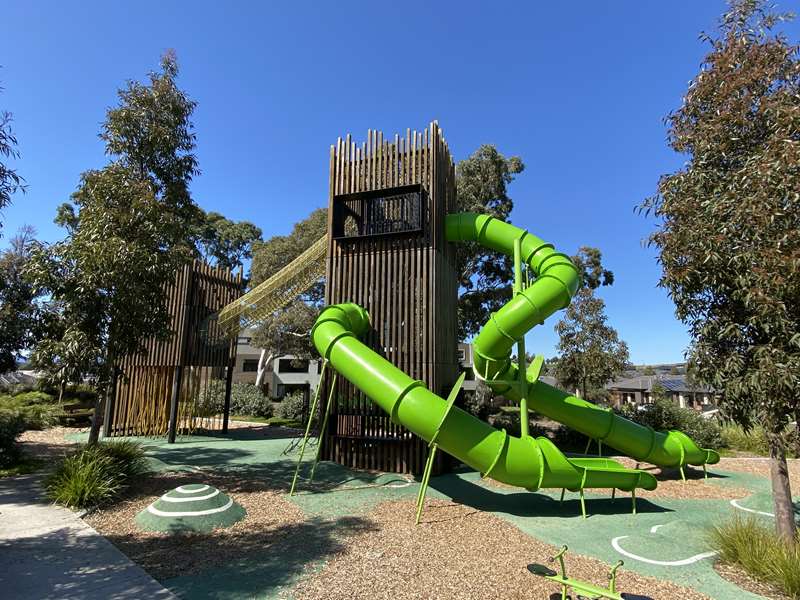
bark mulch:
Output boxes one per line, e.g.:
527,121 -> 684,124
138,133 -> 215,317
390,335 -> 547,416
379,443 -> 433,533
18,427 -> 83,462
710,457 -> 800,491
714,562 -> 793,600
292,499 -> 712,600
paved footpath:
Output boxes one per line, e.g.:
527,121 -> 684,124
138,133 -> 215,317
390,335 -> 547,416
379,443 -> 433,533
0,473 -> 175,600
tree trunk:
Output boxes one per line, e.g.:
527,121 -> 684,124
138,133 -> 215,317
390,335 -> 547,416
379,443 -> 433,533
88,359 -> 115,445
87,393 -> 104,445
768,433 -> 797,545
255,350 -> 274,388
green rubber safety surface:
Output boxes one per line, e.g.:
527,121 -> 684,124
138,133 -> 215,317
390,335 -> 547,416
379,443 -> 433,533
136,483 -> 246,533
73,430 -> 798,600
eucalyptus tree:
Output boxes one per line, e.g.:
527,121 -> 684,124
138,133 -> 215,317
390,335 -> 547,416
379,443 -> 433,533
641,0 -> 800,543
29,53 -> 200,443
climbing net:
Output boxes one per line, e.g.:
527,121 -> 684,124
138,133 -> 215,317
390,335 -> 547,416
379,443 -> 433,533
217,235 -> 327,335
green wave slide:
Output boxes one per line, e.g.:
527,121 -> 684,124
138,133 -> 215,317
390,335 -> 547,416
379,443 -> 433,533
311,213 -> 719,499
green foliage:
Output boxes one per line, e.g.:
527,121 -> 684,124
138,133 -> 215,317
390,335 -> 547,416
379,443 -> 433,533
0,392 -> 60,430
196,381 -> 273,418
0,227 -> 41,371
231,383 -> 272,418
0,82 -> 26,236
571,247 -> 614,290
197,210 -> 262,272
45,441 -> 149,508
195,380 -> 225,417
250,208 -> 327,360
454,145 -> 524,339
553,288 -> 630,400
618,397 -> 722,449
710,516 -> 800,598
0,410 -> 26,467
462,381 -> 494,421
275,390 -> 306,421
641,0 -> 799,539
28,53 -> 201,444
720,422 -> 798,458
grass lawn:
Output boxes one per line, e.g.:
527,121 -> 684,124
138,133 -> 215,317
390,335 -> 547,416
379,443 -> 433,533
230,415 -> 304,428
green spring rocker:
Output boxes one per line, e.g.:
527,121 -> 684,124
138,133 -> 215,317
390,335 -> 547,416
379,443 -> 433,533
528,545 -> 624,600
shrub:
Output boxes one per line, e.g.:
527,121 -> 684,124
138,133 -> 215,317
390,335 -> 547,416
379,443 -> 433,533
463,381 -> 494,420
45,441 -> 149,508
720,423 -> 770,455
618,398 -> 722,449
196,380 -> 225,417
276,390 -> 306,421
230,383 -> 273,418
0,410 -> 27,468
709,516 -> 800,598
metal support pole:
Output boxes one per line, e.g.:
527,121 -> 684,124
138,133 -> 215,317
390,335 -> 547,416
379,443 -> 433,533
579,489 -> 586,519
415,443 -> 438,525
559,488 -> 566,504
513,238 -> 529,438
289,363 -> 327,496
309,367 -> 336,483
631,488 -> 637,515
222,354 -> 235,434
167,366 -> 183,444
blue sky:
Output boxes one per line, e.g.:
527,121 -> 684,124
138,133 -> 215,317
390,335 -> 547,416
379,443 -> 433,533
3,2 -> 798,364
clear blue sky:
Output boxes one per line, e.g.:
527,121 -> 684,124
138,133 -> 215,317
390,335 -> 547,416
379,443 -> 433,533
3,2 -> 798,365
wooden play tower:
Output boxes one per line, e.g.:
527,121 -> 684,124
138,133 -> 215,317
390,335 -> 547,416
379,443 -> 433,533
320,122 -> 461,474
104,260 -> 242,441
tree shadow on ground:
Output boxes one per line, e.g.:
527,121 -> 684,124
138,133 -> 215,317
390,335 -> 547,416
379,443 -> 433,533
430,474 -> 672,519
0,525 -> 173,600
105,513 -> 377,593
197,424 -> 303,442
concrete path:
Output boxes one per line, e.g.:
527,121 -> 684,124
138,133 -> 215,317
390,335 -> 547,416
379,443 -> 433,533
0,473 -> 176,600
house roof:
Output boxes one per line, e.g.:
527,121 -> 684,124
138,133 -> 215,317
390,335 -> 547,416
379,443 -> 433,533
606,374 -> 713,394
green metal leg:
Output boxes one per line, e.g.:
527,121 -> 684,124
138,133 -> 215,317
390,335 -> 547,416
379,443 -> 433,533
703,463 -> 708,479
611,488 -> 616,502
679,465 -> 686,482
579,489 -> 586,519
309,372 -> 337,483
415,443 -> 438,525
631,488 -> 637,515
598,440 -> 603,457
584,437 -> 592,455
289,362 -> 327,496
560,488 -> 566,504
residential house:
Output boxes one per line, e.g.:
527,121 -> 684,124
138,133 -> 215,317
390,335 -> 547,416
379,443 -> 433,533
606,374 -> 717,413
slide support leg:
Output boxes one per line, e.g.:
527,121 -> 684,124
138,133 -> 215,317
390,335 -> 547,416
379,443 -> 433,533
309,368 -> 336,483
611,487 -> 616,502
289,362 -> 328,496
415,443 -> 438,525
703,463 -> 707,480
579,489 -> 586,520
512,238 -> 529,438
631,488 -> 637,515
559,488 -> 565,504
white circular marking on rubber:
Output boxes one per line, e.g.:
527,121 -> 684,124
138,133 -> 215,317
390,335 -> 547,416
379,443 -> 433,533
649,524 -> 665,534
161,489 -> 220,503
611,536 -> 717,566
147,497 -> 234,517
730,498 -> 774,517
175,485 -> 210,494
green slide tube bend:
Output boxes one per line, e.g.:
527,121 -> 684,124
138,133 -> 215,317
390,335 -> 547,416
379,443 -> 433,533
312,303 -> 656,492
445,212 -> 719,468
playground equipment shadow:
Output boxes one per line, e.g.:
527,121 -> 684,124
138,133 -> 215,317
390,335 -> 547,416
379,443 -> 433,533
85,431 -> 796,600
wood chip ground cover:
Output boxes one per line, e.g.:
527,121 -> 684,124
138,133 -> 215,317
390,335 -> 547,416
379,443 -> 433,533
293,499 -> 711,600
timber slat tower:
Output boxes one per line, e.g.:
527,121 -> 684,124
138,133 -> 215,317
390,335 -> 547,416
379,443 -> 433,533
321,122 -> 460,474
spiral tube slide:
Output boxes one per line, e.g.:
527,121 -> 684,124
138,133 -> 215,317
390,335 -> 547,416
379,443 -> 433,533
445,212 -> 720,469
312,308 -> 656,493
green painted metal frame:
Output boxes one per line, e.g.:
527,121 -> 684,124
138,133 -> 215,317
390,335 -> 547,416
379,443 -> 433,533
529,545 -> 624,600
289,361 -> 337,496
415,372 -> 466,524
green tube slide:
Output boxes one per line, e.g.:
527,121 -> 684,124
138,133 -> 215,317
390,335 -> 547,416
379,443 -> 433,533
311,213 -> 718,495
